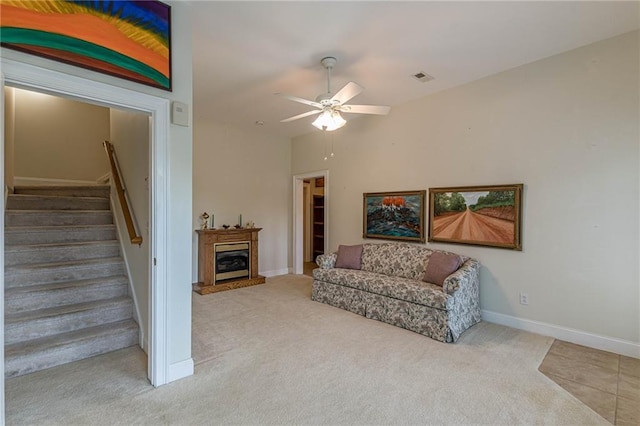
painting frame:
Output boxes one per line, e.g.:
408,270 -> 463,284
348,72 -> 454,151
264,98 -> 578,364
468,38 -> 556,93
0,0 -> 172,91
363,190 -> 426,243
428,184 -> 523,250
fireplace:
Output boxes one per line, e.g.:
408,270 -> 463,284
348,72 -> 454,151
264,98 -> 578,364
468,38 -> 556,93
194,227 -> 265,295
214,242 -> 250,283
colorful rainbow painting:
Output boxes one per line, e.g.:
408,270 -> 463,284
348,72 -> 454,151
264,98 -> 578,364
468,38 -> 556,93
0,0 -> 171,91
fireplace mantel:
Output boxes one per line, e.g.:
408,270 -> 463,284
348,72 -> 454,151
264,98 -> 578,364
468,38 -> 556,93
193,228 -> 265,295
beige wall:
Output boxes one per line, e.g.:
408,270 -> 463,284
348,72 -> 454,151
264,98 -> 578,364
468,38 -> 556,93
192,120 -> 291,280
3,87 -> 15,189
13,88 -> 110,181
292,31 -> 639,345
109,108 -> 150,352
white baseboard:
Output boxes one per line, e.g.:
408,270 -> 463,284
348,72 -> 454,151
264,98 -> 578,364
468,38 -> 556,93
96,172 -> 111,184
261,268 -> 290,278
14,176 -> 97,186
482,309 -> 640,359
168,358 -> 194,383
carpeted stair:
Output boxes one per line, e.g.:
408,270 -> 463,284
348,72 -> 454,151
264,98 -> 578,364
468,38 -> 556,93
4,185 -> 139,378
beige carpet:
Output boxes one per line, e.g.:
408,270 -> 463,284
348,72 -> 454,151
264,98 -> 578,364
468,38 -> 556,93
6,274 -> 607,425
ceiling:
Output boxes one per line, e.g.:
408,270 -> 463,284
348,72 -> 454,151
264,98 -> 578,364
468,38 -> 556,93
191,1 -> 639,139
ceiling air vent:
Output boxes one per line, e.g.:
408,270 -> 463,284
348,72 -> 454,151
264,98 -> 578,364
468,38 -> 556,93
412,72 -> 434,83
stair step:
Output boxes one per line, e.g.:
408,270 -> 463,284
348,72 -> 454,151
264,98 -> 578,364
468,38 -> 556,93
5,257 -> 125,288
3,184 -> 139,379
5,276 -> 129,314
4,319 -> 138,378
5,210 -> 113,227
5,224 -> 117,245
13,185 -> 110,199
5,297 -> 133,345
5,240 -> 120,267
6,194 -> 110,211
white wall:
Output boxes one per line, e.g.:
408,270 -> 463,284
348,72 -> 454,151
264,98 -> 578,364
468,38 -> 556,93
292,31 -> 639,347
192,120 -> 291,279
1,0 -> 194,375
13,88 -> 110,181
109,109 -> 150,352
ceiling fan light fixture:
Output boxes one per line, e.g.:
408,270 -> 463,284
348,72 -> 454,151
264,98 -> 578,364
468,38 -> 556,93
312,110 -> 346,131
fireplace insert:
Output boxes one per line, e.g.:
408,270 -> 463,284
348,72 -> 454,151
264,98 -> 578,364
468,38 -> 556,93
214,242 -> 250,283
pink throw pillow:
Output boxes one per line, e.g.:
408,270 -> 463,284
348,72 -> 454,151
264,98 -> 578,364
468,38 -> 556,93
335,244 -> 363,270
423,252 -> 462,286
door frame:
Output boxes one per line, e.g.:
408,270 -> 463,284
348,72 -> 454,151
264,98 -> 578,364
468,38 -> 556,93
292,170 -> 328,274
0,59 -> 170,398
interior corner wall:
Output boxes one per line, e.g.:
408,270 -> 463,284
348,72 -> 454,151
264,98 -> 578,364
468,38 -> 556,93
192,120 -> 291,281
12,88 -> 110,182
291,31 -> 640,345
109,108 -> 150,352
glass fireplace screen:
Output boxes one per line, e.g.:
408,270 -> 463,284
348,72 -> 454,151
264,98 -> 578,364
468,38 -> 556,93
214,242 -> 250,282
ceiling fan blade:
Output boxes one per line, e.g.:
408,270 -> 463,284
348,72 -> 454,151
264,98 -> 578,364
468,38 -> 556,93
276,93 -> 322,108
340,104 -> 391,115
331,82 -> 363,105
280,110 -> 322,123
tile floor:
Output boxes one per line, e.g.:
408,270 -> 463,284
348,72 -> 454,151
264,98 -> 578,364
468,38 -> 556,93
539,340 -> 640,425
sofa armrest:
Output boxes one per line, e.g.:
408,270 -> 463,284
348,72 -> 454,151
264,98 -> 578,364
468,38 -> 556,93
442,258 -> 480,296
316,252 -> 337,269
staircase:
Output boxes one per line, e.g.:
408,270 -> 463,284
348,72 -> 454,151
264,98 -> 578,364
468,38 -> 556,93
4,185 -> 139,378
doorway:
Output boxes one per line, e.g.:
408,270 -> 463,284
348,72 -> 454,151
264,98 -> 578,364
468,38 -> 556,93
1,59 -> 171,405
292,170 -> 328,275
302,177 -> 325,276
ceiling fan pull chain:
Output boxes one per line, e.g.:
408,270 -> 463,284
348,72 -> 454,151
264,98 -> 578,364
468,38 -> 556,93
323,129 -> 328,161
331,132 -> 335,157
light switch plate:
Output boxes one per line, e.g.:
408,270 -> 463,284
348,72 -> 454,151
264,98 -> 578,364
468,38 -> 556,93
171,101 -> 189,127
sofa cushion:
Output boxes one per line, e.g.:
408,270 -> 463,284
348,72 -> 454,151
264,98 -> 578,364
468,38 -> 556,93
313,268 -> 449,310
335,244 -> 363,270
423,252 -> 462,286
360,243 -> 432,280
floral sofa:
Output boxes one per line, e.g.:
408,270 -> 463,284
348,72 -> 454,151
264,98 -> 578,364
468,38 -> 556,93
312,242 -> 481,343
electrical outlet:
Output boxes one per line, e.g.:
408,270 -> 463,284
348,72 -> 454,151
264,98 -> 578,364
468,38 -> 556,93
520,293 -> 529,305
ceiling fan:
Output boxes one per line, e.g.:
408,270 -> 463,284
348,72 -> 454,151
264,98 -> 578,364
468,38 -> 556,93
278,57 -> 391,131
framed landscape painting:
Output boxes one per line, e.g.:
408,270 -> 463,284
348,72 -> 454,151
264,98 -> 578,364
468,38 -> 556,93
0,0 -> 172,91
363,190 -> 426,243
428,184 -> 523,250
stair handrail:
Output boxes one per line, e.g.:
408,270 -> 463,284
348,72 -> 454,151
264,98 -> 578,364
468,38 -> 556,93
103,141 -> 143,246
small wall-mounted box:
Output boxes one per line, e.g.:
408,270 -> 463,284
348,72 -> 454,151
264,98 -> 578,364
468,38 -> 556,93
171,101 -> 189,127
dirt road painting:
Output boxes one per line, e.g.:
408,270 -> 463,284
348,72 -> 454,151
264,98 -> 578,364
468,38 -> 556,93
428,184 -> 523,250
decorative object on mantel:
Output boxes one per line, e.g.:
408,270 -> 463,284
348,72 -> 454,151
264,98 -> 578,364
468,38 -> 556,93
428,184 -> 523,250
0,0 -> 172,91
200,212 -> 210,230
194,227 -> 265,295
363,190 -> 426,243
222,224 -> 230,229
